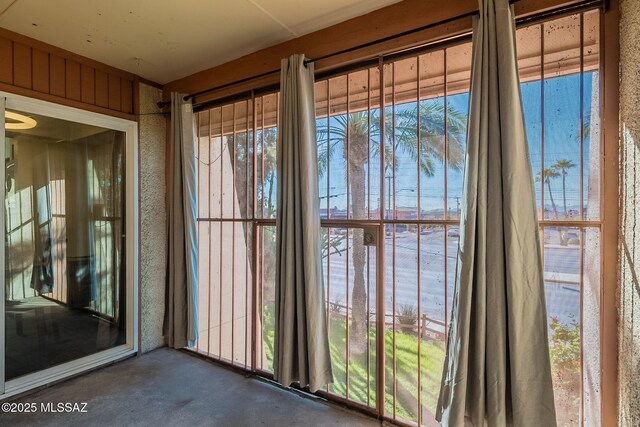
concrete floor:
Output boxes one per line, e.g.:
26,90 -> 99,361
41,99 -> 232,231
0,348 -> 381,427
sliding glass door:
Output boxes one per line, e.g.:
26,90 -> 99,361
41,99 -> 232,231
0,93 -> 137,397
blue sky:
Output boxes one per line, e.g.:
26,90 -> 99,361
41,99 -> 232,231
315,72 -> 597,217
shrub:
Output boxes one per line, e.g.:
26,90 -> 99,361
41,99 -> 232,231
396,304 -> 418,333
549,316 -> 581,424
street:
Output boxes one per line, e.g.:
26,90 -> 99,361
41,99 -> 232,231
323,229 -> 582,329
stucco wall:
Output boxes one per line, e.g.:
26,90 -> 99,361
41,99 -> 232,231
138,82 -> 167,353
619,0 -> 640,424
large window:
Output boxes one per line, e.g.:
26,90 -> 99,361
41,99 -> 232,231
194,9 -> 603,427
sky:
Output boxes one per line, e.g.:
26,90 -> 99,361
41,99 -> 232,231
312,71 -> 598,219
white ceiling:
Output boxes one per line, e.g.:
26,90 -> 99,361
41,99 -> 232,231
0,0 -> 401,84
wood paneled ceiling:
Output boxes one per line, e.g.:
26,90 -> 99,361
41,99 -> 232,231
0,0 -> 400,84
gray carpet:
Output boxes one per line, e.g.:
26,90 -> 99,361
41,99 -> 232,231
0,348 -> 381,427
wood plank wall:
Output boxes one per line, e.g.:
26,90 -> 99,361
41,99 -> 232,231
0,28 -> 142,120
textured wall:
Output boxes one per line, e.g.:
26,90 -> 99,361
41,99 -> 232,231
619,0 -> 640,424
138,82 -> 167,353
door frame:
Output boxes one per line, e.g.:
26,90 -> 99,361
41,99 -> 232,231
0,91 -> 139,399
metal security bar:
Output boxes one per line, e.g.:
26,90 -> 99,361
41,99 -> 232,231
192,9 -> 603,427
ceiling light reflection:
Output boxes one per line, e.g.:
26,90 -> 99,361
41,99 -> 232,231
5,111 -> 37,130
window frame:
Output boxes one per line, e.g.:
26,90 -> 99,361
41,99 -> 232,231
190,2 -> 619,425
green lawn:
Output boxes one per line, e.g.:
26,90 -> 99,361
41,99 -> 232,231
263,304 -> 581,426
262,304 -> 446,424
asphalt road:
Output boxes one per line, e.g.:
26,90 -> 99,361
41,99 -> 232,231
323,229 -> 582,329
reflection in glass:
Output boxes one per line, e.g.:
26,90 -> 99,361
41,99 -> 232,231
4,110 -> 126,380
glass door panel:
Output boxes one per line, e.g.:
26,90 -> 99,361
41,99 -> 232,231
4,108 -> 126,381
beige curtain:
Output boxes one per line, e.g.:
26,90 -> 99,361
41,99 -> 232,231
164,92 -> 198,349
274,54 -> 332,392
436,1 -> 556,425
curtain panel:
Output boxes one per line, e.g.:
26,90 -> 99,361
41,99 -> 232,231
164,92 -> 198,349
436,1 -> 557,425
273,54 -> 333,392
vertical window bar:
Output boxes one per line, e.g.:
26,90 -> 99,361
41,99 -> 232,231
195,113 -> 201,352
196,112 -> 202,352
366,65 -> 372,410
232,104 -> 237,364
275,94 -> 279,218
540,22 -> 546,342
392,223 -> 397,419
541,23 -> 546,222
206,111 -> 213,356
347,76 -> 351,220
580,226 -> 585,425
326,225 -> 332,393
367,69 -> 371,220
246,99 -> 251,368
251,94 -> 258,372
346,227 -> 351,399
444,50 -> 449,222
219,107 -> 224,361
377,55 -> 386,418
326,80 -> 332,393
579,15 -> 586,421
253,97 -> 258,221
580,13 -> 585,222
327,80 -> 331,218
366,243 -> 371,407
260,226 -> 265,370
247,100 -> 251,221
443,49 -> 449,338
261,98 -> 265,218
391,63 -> 398,419
416,55 -> 423,427
392,64 -> 396,221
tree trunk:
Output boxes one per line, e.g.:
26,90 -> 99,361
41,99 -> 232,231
547,179 -> 565,245
346,134 -> 369,355
561,172 -> 568,217
547,179 -> 559,219
559,173 -> 571,246
350,167 -> 367,355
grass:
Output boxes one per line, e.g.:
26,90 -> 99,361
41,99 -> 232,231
263,304 -> 581,426
262,303 -> 446,424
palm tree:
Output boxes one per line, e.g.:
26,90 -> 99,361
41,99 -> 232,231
316,100 -> 467,353
536,167 -> 561,219
537,167 -> 567,245
552,159 -> 576,218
